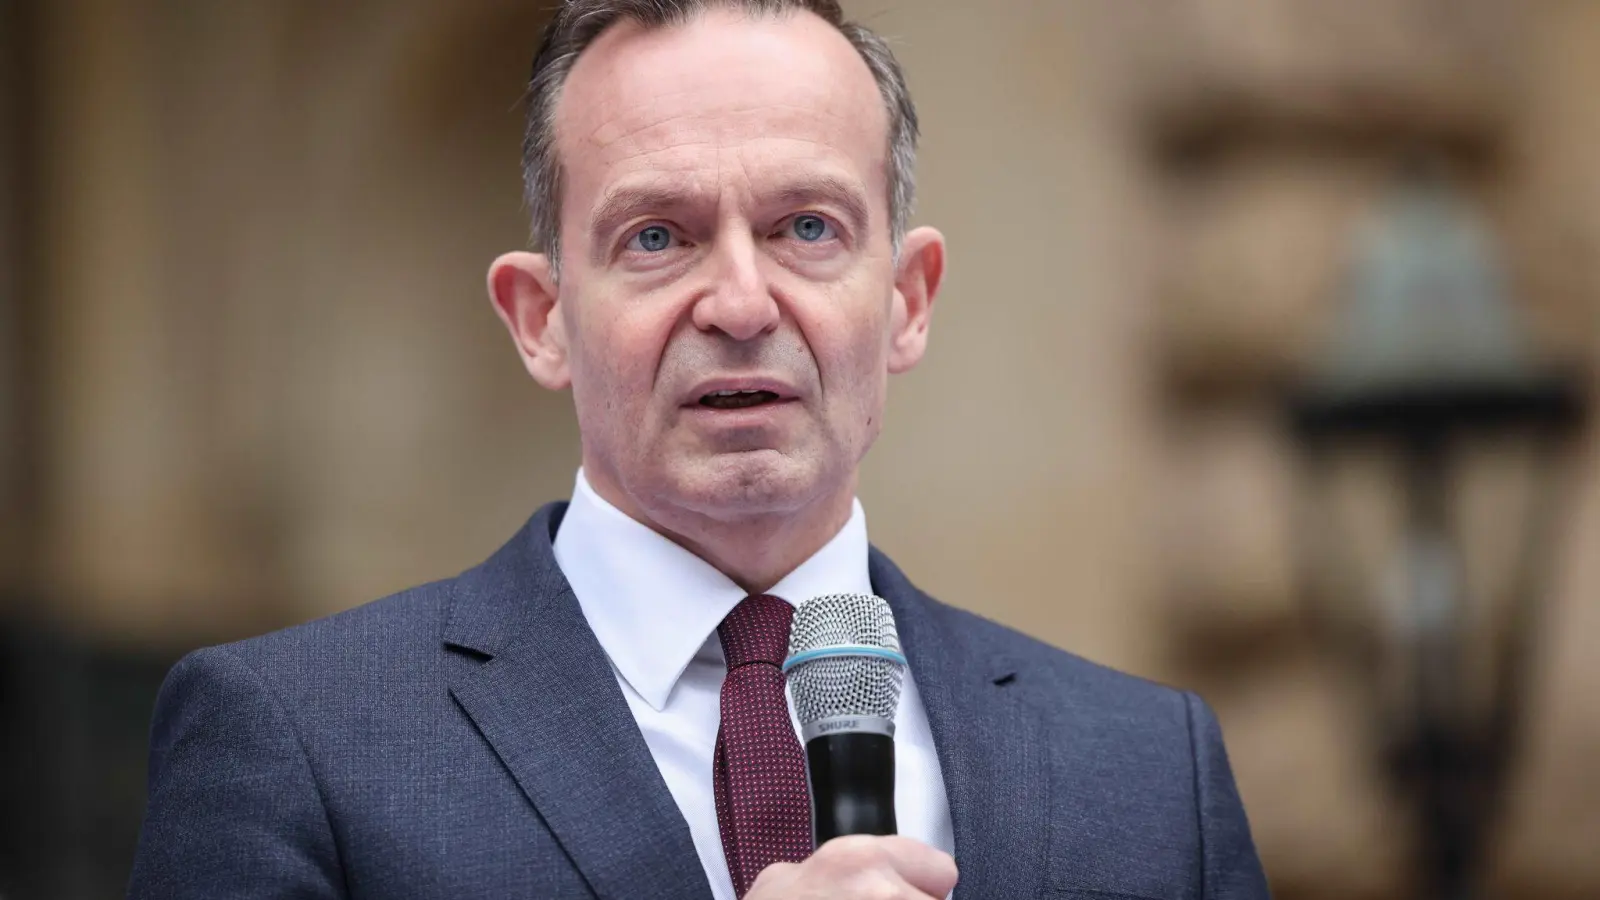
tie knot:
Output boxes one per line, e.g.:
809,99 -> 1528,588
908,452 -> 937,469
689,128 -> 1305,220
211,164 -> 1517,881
718,594 -> 794,670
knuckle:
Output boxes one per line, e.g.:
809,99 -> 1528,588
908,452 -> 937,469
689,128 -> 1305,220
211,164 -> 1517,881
856,875 -> 903,900
819,834 -> 882,868
747,861 -> 797,894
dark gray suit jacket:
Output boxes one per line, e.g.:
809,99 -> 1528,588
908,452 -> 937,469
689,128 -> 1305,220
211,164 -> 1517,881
128,502 -> 1270,899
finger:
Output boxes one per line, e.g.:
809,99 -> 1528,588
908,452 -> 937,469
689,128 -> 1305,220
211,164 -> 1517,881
823,835 -> 959,898
882,839 -> 958,898
746,860 -> 800,896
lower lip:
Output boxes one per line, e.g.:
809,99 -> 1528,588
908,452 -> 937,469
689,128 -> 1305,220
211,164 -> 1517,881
684,398 -> 800,425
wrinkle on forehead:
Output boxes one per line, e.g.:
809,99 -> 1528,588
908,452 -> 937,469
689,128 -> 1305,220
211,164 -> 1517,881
553,8 -> 889,234
585,101 -> 865,167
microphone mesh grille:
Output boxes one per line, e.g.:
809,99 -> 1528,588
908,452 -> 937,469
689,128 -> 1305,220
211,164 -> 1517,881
786,592 -> 904,727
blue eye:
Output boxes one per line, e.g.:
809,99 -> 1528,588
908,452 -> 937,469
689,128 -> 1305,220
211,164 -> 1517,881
628,225 -> 674,252
789,214 -> 834,242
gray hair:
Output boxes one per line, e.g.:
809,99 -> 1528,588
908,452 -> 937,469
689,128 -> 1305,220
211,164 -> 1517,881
522,0 -> 919,274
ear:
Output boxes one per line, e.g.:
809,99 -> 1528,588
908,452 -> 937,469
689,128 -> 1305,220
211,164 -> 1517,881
488,251 -> 570,390
887,226 -> 945,374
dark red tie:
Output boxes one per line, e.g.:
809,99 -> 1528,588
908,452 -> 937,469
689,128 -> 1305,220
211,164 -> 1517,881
714,594 -> 813,897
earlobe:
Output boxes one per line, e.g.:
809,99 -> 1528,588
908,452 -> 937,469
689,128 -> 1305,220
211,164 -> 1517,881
488,251 -> 571,390
888,226 -> 946,374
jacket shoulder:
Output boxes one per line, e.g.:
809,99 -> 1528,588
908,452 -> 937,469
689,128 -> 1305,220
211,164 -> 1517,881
174,575 -> 461,713
871,545 -> 1187,718
225,577 -> 453,662
926,596 -> 1193,718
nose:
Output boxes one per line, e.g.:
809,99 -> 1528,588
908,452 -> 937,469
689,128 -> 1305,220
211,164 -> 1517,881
690,231 -> 780,341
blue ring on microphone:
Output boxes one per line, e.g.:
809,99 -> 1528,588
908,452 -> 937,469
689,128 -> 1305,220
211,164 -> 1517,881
781,645 -> 908,673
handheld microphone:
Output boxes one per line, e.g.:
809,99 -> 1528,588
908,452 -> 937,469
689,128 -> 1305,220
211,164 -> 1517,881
783,593 -> 906,846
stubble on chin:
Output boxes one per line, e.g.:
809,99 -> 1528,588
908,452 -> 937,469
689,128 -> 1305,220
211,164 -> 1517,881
648,448 -> 819,522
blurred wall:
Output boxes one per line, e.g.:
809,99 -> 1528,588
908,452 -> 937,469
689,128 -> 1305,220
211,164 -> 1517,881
5,1 -> 1600,898
0,0 -> 27,596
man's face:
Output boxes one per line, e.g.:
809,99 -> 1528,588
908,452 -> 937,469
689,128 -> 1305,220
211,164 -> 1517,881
493,9 -> 942,528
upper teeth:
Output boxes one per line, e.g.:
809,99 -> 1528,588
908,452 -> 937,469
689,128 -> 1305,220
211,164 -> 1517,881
710,389 -> 764,396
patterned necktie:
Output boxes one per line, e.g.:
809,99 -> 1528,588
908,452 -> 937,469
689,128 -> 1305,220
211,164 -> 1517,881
714,594 -> 813,897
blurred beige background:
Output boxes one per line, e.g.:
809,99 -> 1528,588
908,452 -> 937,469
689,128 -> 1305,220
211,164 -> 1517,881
3,1 -> 1598,898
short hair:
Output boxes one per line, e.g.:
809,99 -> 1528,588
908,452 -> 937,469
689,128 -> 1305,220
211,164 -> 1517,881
522,0 -> 919,273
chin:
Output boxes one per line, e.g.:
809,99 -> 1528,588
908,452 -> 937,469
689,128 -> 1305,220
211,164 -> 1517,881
660,451 -> 822,520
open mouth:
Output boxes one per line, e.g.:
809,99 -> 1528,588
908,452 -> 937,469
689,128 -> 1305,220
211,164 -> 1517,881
699,389 -> 783,410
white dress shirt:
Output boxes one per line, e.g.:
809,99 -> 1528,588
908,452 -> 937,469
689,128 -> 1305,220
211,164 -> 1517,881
552,469 -> 954,900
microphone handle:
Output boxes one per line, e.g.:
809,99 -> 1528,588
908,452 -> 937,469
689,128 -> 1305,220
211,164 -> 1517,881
805,732 -> 896,845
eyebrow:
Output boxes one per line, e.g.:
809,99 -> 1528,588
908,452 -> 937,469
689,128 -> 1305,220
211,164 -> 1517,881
772,176 -> 872,239
586,174 -> 874,263
588,184 -> 688,261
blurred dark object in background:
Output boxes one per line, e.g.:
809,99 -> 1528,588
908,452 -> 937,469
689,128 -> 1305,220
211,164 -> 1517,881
0,621 -> 179,900
1,0 -> 37,588
1288,163 -> 1589,900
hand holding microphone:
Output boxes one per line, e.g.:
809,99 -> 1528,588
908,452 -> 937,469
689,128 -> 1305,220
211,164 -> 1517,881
745,593 -> 957,900
745,835 -> 958,900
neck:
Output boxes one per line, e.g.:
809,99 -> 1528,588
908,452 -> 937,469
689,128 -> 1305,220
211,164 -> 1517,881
584,471 -> 857,594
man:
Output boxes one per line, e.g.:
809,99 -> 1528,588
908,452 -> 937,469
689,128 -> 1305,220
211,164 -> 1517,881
129,2 -> 1270,898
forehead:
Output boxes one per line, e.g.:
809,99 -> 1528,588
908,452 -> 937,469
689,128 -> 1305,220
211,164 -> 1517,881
554,9 -> 889,213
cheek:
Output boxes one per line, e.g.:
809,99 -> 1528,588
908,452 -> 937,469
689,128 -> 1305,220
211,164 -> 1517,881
566,293 -> 673,407
807,293 -> 892,412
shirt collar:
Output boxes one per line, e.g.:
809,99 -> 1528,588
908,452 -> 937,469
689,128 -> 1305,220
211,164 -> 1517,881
552,468 -> 871,712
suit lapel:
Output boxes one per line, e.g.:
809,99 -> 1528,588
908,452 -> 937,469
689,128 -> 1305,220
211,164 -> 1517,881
871,549 -> 1050,900
445,505 -> 710,900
